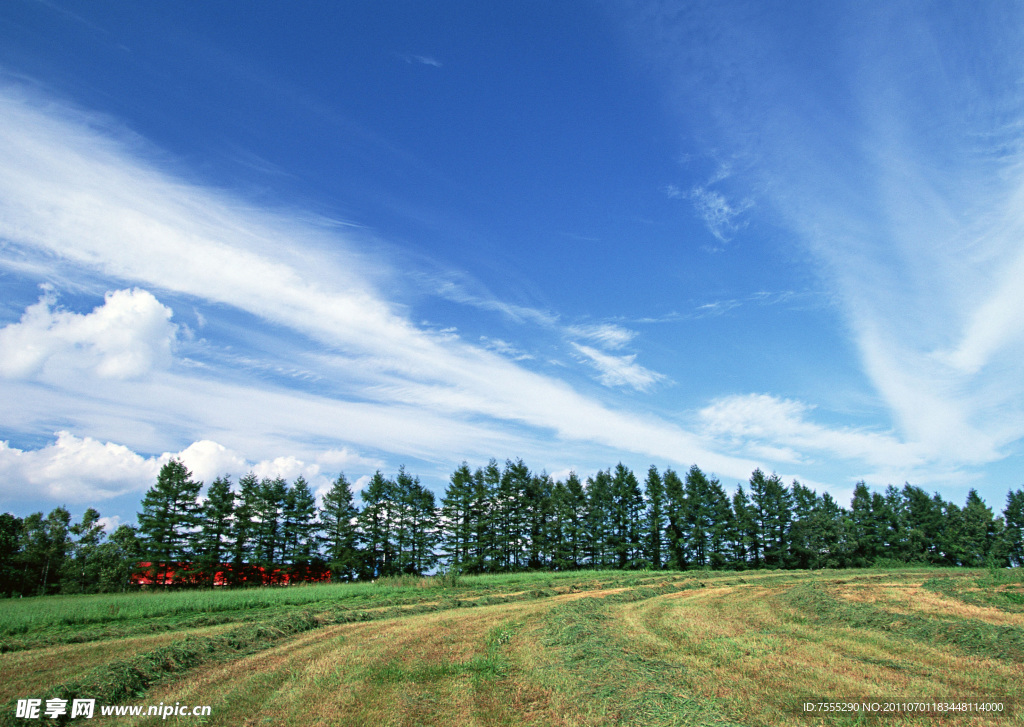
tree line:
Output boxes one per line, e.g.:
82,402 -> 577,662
2,457 -> 1023,595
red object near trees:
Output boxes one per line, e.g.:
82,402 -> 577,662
131,562 -> 331,587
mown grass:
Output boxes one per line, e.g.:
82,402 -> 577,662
4,567 -> 1020,726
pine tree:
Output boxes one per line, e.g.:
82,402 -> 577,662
525,472 -> 553,569
563,471 -> 587,570
610,463 -> 644,569
358,471 -> 395,578
706,476 -> 734,569
787,481 -> 818,569
440,463 -> 475,571
644,466 -> 665,569
472,461 -> 502,572
230,472 -> 260,585
682,465 -> 714,567
497,460 -> 531,570
256,476 -> 288,582
137,459 -> 201,587
902,484 -> 943,563
731,485 -> 756,568
663,468 -> 686,568
584,469 -> 613,569
320,473 -> 361,581
960,489 -> 994,567
1002,489 -> 1024,567
282,476 -> 319,580
197,476 -> 234,587
847,481 -> 880,567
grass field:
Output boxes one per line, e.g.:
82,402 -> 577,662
1,568 -> 1021,726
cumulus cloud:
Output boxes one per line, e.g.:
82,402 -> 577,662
168,440 -> 249,485
0,288 -> 176,380
0,431 -> 384,505
0,432 -> 160,502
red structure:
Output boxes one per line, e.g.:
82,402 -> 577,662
132,562 -> 331,587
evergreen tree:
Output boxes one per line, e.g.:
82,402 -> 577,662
472,461 -> 502,572
282,476 -> 319,580
525,471 -> 553,569
358,471 -> 396,577
197,476 -> 234,587
749,470 -> 791,567
610,463 -> 644,569
787,481 -> 818,569
137,459 -> 202,587
644,466 -> 665,569
561,471 -> 587,570
707,477 -> 734,569
848,481 -> 880,567
902,484 -> 943,563
731,485 -> 756,568
1002,489 -> 1024,567
584,469 -> 614,569
440,463 -> 476,571
960,489 -> 994,567
682,465 -> 714,567
255,476 -> 288,582
320,473 -> 361,582
938,497 -> 965,566
230,472 -> 260,585
663,468 -> 686,568
496,460 -> 531,570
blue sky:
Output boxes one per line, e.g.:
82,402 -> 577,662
2,1 -> 1023,527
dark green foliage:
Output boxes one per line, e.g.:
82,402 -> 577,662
1003,488 -> 1024,567
320,472 -> 360,581
6,458 -> 1016,593
663,468 -> 686,568
0,513 -> 22,597
282,475 -> 319,579
16,507 -> 71,595
197,476 -> 235,587
610,463 -> 644,569
137,459 -> 202,587
59,508 -> 106,594
643,465 -> 665,569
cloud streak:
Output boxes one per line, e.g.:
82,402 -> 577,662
0,84 -> 761,492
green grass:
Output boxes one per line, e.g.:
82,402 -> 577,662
3,568 -> 1019,726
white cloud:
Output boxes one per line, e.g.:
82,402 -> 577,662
0,85 -> 763,487
687,185 -> 751,243
479,336 -> 534,360
566,323 -> 636,350
0,429 -> 387,506
0,288 -> 176,380
168,440 -> 248,485
571,343 -> 666,392
698,393 -> 927,474
0,432 -> 160,503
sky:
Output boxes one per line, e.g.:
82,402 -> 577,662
2,1 -> 1023,528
